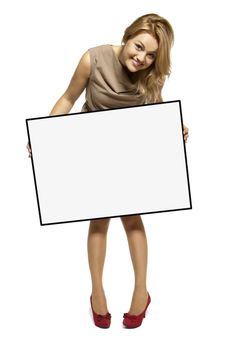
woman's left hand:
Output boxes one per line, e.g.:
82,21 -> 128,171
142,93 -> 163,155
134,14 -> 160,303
183,125 -> 189,143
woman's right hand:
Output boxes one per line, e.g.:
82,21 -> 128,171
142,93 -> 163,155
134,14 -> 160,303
26,142 -> 32,158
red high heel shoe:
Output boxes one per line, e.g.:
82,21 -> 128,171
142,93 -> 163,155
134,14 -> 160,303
123,292 -> 151,328
90,295 -> 111,328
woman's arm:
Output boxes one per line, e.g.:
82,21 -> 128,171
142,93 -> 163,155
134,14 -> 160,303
49,50 -> 91,116
27,50 -> 91,157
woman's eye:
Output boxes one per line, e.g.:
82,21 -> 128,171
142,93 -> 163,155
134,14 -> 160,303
148,54 -> 155,59
135,44 -> 142,50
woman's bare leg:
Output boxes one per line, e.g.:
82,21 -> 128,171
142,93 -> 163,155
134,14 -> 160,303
87,218 -> 111,315
121,215 -> 149,314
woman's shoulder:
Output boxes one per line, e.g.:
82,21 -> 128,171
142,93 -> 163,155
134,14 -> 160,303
87,44 -> 112,53
88,44 -> 121,54
110,45 -> 122,56
78,50 -> 91,72
87,44 -> 122,64
78,45 -> 109,69
84,45 -> 113,67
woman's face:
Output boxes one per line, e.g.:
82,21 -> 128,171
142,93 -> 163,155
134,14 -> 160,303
119,32 -> 158,72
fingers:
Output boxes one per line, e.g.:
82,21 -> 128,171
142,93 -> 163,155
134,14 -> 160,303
184,133 -> 189,143
183,126 -> 189,143
26,143 -> 32,158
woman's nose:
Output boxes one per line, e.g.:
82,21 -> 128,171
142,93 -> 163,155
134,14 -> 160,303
136,52 -> 146,63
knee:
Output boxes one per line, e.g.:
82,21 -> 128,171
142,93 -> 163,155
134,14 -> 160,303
89,218 -> 110,233
121,215 -> 144,232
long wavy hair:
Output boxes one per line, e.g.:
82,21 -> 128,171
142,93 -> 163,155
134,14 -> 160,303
121,13 -> 174,103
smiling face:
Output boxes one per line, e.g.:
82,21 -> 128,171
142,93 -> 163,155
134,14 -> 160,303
119,32 -> 158,72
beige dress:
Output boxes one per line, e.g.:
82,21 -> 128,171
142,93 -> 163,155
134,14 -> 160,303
81,44 -> 145,112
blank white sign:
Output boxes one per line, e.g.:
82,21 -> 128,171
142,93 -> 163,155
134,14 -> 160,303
26,101 -> 192,225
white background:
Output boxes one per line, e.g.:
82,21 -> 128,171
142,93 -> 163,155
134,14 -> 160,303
0,0 -> 234,349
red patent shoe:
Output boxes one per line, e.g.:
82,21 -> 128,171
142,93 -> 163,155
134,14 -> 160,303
90,295 -> 111,328
123,292 -> 151,328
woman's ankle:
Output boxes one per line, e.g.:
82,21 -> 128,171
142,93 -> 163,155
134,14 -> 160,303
91,287 -> 105,297
133,285 -> 148,293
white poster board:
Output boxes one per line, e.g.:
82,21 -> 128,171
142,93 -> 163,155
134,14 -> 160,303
26,101 -> 192,225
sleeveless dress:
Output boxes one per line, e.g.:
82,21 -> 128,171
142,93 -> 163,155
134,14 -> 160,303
81,44 -> 146,112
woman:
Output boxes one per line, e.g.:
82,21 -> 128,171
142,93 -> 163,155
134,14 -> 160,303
27,13 -> 189,329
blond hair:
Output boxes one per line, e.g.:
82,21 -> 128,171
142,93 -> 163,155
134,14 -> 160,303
121,13 -> 174,103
